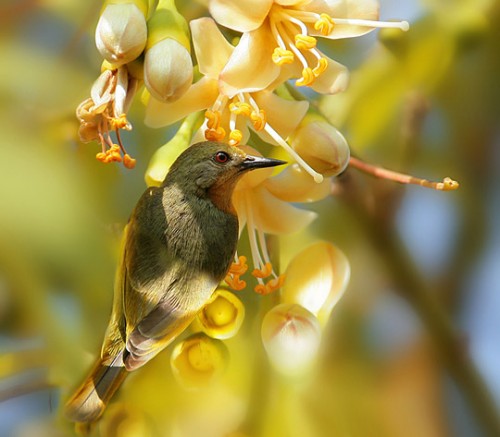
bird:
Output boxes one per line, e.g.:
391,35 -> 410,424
64,141 -> 285,424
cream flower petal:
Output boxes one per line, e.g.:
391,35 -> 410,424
310,55 -> 349,95
208,0 -> 274,32
219,26 -> 281,97
253,91 -> 309,140
190,18 -> 234,80
244,186 -> 317,235
275,0 -> 308,5
308,0 -> 380,39
265,164 -> 331,203
144,77 -> 219,128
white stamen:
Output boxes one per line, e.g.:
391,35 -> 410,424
333,18 -> 409,31
263,122 -> 324,183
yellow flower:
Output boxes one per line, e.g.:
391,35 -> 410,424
76,64 -> 139,168
231,146 -> 330,295
194,289 -> 245,340
170,334 -> 228,389
145,17 -> 325,183
208,0 -> 409,92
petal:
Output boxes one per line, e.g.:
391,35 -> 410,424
307,0 -> 380,39
208,0 -> 273,32
242,186 -> 317,235
190,18 -> 234,80
265,164 -> 331,202
219,25 -> 281,97
252,90 -> 309,141
144,77 -> 219,127
310,55 -> 349,95
281,242 -> 350,327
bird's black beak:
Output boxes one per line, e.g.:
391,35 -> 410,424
240,155 -> 287,171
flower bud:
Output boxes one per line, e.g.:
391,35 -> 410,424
95,2 -> 148,67
144,38 -> 193,102
143,0 -> 193,102
281,241 -> 350,327
291,115 -> 350,177
261,303 -> 321,376
170,334 -> 228,389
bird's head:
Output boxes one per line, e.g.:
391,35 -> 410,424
165,141 -> 286,195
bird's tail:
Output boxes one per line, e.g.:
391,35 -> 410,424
64,354 -> 128,423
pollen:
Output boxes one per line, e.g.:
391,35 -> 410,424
205,109 -> 222,129
313,57 -> 328,77
295,67 -> 315,87
229,129 -> 243,146
109,114 -> 129,130
252,262 -> 273,279
205,126 -> 226,142
123,154 -> 136,169
314,13 -> 335,36
295,34 -> 317,50
229,256 -> 248,276
254,274 -> 285,295
229,101 -> 252,117
225,275 -> 247,291
272,47 -> 294,65
250,109 -> 266,131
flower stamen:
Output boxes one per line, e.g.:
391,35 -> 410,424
314,13 -> 335,36
229,129 -> 243,146
272,47 -> 295,65
294,34 -> 317,50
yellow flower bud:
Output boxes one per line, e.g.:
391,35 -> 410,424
195,289 -> 245,340
170,334 -> 228,389
95,3 -> 147,67
281,241 -> 350,327
261,303 -> 321,377
291,116 -> 350,177
144,38 -> 193,102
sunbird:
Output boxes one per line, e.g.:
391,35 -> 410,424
65,141 -> 285,423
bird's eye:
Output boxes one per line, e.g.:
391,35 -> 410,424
214,151 -> 230,164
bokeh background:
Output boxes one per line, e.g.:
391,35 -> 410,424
1,0 -> 499,436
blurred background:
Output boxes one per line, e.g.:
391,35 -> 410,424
1,0 -> 499,436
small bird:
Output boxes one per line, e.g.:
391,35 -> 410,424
65,141 -> 285,423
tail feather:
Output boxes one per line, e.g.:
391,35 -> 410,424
64,355 -> 128,423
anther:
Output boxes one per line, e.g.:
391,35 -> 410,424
229,102 -> 252,117
250,110 -> 266,131
225,274 -> 246,291
272,47 -> 295,65
314,13 -> 335,36
205,109 -> 221,129
313,58 -> 328,77
295,67 -> 315,87
229,129 -> 243,146
205,126 -> 226,142
295,34 -> 317,50
123,154 -> 136,169
252,262 -> 273,279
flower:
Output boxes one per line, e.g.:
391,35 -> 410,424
145,17 -> 326,182
193,289 -> 245,340
261,303 -> 321,376
76,64 -> 139,168
230,146 -> 331,295
209,0 -> 409,92
170,333 -> 228,389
